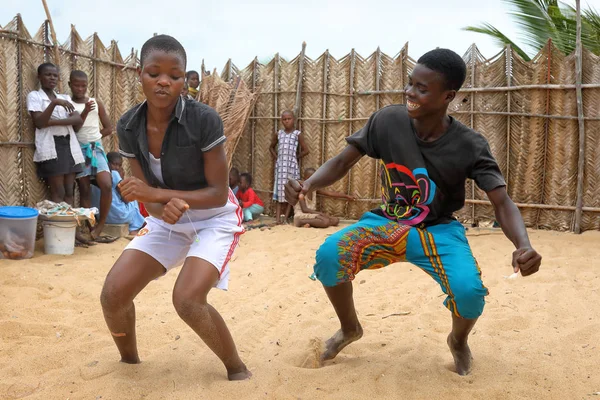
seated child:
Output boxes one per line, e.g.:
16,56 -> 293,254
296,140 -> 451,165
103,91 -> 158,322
91,152 -> 145,235
236,173 -> 264,222
229,167 -> 240,195
293,167 -> 354,228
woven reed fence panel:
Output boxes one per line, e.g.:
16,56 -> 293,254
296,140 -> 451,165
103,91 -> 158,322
0,16 -> 138,207
229,43 -> 600,232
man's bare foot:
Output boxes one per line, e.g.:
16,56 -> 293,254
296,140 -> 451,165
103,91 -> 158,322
447,333 -> 473,376
227,365 -> 252,381
120,356 -> 141,364
321,325 -> 363,361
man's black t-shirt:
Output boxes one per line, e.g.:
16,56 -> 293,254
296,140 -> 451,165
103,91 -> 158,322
346,104 -> 506,226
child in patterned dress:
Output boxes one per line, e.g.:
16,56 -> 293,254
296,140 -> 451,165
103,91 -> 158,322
270,110 -> 309,224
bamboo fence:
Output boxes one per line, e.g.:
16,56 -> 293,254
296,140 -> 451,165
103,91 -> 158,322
228,42 -> 600,232
1,15 -> 599,232
0,15 -> 139,208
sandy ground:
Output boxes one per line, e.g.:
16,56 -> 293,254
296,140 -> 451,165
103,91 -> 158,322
1,224 -> 599,400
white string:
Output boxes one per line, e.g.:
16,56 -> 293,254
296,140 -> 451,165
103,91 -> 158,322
167,210 -> 199,242
186,210 -> 200,242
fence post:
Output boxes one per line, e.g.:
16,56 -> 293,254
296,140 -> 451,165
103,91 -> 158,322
16,15 -> 25,205
273,53 -> 280,128
92,33 -> 98,98
293,41 -> 307,131
251,57 -> 258,179
505,44 -> 512,192
43,20 -> 50,62
574,0 -> 586,233
70,25 -> 76,70
535,39 -> 553,228
346,49 -> 356,212
373,47 -> 382,200
110,40 -> 118,151
320,50 -> 330,167
469,44 -> 477,224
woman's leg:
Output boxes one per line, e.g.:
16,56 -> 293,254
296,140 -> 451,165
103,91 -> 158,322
63,173 -> 77,205
100,250 -> 165,363
172,258 -> 251,380
46,175 -> 66,203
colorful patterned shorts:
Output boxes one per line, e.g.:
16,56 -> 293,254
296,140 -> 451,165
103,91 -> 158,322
314,212 -> 488,319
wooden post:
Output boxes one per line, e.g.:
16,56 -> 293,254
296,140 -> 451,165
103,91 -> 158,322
293,41 -> 307,131
375,47 -> 381,111
110,40 -> 118,151
41,0 -> 62,92
70,25 -> 77,70
16,14 -> 26,204
320,50 -> 330,166
574,0 -> 586,234
251,57 -> 258,178
374,47 -> 382,200
92,33 -> 98,98
228,58 -> 233,82
346,49 -> 356,211
505,44 -> 512,192
469,44 -> 476,224
536,39 -> 553,228
274,53 -> 280,133
43,20 -> 50,62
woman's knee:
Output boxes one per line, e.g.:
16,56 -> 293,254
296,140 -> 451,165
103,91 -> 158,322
172,285 -> 209,319
100,281 -> 130,312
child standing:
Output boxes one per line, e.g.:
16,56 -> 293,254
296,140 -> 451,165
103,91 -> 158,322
270,110 -> 308,224
293,167 -> 354,228
27,63 -> 84,204
186,70 -> 200,99
236,173 -> 264,222
100,35 -> 250,381
285,49 -> 542,376
69,70 -> 115,241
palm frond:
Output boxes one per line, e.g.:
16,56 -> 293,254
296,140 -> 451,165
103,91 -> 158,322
463,23 -> 531,60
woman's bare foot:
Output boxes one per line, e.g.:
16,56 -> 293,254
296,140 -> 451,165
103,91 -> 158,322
447,333 -> 473,376
120,356 -> 141,364
227,364 -> 252,381
321,324 -> 363,361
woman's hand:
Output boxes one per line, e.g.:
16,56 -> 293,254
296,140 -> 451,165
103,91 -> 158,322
118,177 -> 156,203
52,98 -> 75,113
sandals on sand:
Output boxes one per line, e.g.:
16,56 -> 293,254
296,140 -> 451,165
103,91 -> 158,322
93,235 -> 119,244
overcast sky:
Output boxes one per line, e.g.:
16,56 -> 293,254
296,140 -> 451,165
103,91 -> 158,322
3,0 -> 598,73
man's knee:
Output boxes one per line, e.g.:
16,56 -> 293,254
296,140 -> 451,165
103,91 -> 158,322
314,235 -> 345,287
449,281 -> 487,319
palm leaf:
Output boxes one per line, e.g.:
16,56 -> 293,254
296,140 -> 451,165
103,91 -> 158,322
463,23 -> 531,60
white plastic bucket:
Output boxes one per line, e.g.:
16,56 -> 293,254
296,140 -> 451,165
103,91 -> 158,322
42,221 -> 77,255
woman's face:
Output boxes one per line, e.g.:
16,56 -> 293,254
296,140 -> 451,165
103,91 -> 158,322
39,66 -> 59,90
139,51 -> 186,110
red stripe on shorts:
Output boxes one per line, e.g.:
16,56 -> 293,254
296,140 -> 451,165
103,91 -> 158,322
221,189 -> 244,276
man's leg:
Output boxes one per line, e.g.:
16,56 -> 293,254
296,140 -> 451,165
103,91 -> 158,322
314,212 -> 409,361
77,176 -> 92,208
406,221 -> 488,376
